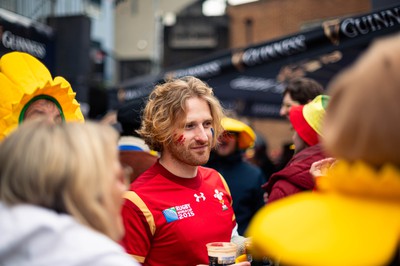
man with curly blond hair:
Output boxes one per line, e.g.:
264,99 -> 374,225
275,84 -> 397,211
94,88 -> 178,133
121,76 -> 247,266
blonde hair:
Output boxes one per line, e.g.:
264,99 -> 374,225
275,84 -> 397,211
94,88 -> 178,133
324,34 -> 400,168
0,119 -> 121,240
138,76 -> 225,151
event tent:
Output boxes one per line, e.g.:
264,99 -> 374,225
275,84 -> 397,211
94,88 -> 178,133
113,4 -> 400,118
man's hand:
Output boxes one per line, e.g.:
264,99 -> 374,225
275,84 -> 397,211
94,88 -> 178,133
309,157 -> 337,179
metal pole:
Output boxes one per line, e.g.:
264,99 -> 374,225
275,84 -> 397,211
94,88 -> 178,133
50,0 -> 57,17
152,0 -> 163,74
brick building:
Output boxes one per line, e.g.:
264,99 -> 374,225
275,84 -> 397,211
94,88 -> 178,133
228,0 -> 370,48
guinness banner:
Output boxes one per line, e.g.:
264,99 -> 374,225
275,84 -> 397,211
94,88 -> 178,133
115,4 -> 400,118
0,8 -> 55,72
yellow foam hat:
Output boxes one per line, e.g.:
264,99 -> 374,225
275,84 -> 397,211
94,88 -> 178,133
221,117 -> 256,150
246,161 -> 400,266
302,94 -> 329,136
0,52 -> 84,140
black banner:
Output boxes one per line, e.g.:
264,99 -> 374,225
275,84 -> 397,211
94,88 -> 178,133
0,8 -> 55,72
116,5 -> 400,118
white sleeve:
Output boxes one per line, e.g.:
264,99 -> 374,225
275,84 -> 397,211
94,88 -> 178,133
231,223 -> 240,238
230,223 -> 248,256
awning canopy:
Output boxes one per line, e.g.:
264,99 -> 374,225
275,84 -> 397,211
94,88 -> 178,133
0,8 -> 55,71
113,4 -> 400,118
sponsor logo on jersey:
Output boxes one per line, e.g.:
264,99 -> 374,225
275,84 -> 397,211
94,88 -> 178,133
194,192 -> 206,202
162,203 -> 195,223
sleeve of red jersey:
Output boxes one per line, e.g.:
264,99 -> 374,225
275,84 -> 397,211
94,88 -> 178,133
217,172 -> 238,233
121,195 -> 154,263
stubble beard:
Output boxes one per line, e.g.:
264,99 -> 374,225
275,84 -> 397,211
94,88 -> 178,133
167,142 -> 211,166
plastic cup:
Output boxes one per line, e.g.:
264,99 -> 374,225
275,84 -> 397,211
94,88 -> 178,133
206,242 -> 237,266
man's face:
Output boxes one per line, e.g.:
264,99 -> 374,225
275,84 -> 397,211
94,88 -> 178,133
165,97 -> 213,166
280,93 -> 300,119
24,99 -> 62,124
216,132 -> 237,157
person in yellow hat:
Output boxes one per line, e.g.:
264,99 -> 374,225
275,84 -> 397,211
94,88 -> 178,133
246,34 -> 400,266
206,117 -> 266,235
0,51 -> 84,141
276,77 -> 325,171
262,95 -> 329,204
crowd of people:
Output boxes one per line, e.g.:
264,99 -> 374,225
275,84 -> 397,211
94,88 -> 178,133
0,32 -> 399,266
246,34 -> 400,266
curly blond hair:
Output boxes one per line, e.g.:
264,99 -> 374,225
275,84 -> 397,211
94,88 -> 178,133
137,76 -> 225,152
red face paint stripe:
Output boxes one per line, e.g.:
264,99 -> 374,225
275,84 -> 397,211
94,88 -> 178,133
176,134 -> 185,144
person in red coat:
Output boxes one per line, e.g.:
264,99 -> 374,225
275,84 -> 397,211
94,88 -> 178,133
262,95 -> 329,203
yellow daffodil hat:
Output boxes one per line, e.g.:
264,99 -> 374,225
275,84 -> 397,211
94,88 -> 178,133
246,161 -> 400,266
221,117 -> 256,150
0,52 -> 84,140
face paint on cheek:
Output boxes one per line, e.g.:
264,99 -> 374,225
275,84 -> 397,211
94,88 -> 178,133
210,128 -> 214,139
175,134 -> 185,145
